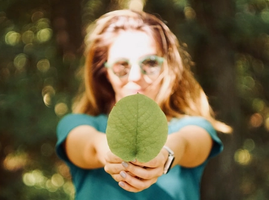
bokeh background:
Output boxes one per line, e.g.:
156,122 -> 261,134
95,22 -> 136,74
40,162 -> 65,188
1,0 -> 269,199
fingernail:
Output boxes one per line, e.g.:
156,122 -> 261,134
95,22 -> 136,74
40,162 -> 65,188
119,181 -> 125,187
122,162 -> 128,168
120,171 -> 127,178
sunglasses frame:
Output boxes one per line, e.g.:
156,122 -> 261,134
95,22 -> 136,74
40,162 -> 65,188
105,55 -> 164,78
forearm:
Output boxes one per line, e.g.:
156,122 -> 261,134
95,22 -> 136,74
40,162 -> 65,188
65,125 -> 109,169
165,125 -> 213,168
165,132 -> 187,168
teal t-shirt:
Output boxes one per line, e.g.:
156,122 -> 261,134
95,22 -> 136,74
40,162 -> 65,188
56,114 -> 223,200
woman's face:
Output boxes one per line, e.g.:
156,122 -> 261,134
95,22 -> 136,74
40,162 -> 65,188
106,30 -> 162,102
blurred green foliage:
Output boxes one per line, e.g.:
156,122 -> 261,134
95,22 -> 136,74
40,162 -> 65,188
0,0 -> 269,199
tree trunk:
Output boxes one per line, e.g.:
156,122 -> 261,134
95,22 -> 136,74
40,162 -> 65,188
188,0 -> 242,199
50,0 -> 83,56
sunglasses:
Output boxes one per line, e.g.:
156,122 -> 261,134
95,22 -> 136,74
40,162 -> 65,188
105,55 -> 164,79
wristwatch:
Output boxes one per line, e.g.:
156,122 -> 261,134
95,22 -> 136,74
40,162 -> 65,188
163,146 -> 175,174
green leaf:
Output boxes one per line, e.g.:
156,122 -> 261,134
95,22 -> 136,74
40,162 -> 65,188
106,93 -> 168,162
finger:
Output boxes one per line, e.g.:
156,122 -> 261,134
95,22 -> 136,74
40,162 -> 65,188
132,149 -> 167,168
131,160 -> 157,168
122,162 -> 163,179
104,163 -> 124,174
110,173 -> 125,182
105,151 -> 123,163
118,174 -> 158,192
110,170 -> 137,182
119,181 -> 143,193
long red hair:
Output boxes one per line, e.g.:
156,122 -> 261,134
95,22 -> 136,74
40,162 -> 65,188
72,9 -> 232,133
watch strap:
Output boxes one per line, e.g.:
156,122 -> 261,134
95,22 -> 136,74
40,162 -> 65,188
163,146 -> 175,174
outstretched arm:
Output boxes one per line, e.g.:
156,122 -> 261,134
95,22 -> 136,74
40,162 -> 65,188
167,125 -> 213,168
64,125 -> 110,169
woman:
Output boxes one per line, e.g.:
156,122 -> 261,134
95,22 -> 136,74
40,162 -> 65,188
56,9 -> 231,200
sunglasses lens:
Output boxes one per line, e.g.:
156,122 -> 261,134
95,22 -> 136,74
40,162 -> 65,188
141,56 -> 162,76
112,60 -> 130,77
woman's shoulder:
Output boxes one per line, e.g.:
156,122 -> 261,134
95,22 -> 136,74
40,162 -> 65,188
169,116 -> 212,128
57,113 -> 108,132
59,113 -> 107,123
168,116 -> 217,137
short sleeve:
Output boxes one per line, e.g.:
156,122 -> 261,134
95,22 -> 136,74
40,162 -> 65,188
55,114 -> 99,164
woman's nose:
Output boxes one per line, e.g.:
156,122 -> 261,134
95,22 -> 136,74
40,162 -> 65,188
128,63 -> 142,81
